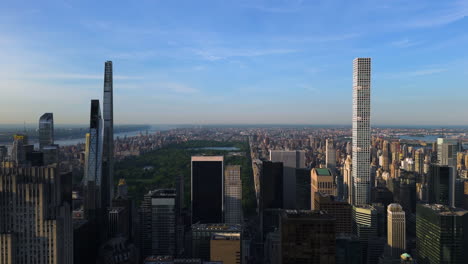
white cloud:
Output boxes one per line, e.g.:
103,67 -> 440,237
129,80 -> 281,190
193,48 -> 298,61
390,38 -> 423,48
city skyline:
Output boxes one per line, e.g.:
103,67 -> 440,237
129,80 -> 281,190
1,0 -> 468,125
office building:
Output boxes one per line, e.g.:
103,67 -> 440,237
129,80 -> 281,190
191,156 -> 224,224
416,204 -> 468,264
343,155 -> 353,204
295,168 -> 311,210
190,224 -> 241,261
11,134 -> 28,165
437,138 -> 460,167
352,57 -> 372,205
428,164 -> 454,207
0,167 -> 73,264
414,149 -> 424,175
311,168 -> 336,208
314,192 -> 352,235
39,112 -> 54,150
102,60 -> 114,209
353,205 -> 378,264
139,189 -> 176,258
270,150 -> 305,209
224,165 -> 242,225
108,207 -> 130,239
260,161 -> 283,210
83,100 -> 103,217
279,210 -> 335,264
210,233 -> 241,264
387,203 -> 406,257
326,138 -> 336,170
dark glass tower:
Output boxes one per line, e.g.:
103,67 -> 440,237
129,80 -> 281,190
38,112 -> 54,150
191,156 -> 224,224
428,165 -> 452,206
84,100 -> 103,217
416,204 -> 468,264
102,60 -> 114,209
261,161 -> 283,210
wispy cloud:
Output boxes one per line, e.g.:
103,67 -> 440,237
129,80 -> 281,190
407,68 -> 448,76
243,0 -> 304,13
10,72 -> 143,80
390,38 -> 423,48
379,67 -> 448,79
193,48 -> 298,61
119,82 -> 199,94
298,84 -> 320,94
404,1 -> 468,28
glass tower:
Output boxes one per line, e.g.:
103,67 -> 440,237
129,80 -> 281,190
38,113 -> 54,150
102,60 -> 114,209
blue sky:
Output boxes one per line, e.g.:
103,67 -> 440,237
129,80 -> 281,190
1,0 -> 467,125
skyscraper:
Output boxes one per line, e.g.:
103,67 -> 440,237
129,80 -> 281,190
314,192 -> 353,235
260,161 -> 283,210
326,138 -> 336,170
39,112 -> 54,150
387,203 -> 406,257
151,189 -> 176,256
311,168 -> 336,207
416,204 -> 468,264
343,155 -> 354,204
224,165 -> 242,225
102,60 -> 114,209
0,167 -> 73,264
353,205 -> 378,264
352,57 -> 372,206
191,156 -> 224,224
270,150 -> 305,209
437,138 -> 460,167
428,164 -> 453,207
84,100 -> 103,217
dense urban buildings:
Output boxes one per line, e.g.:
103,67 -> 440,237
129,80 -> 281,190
352,57 -> 372,206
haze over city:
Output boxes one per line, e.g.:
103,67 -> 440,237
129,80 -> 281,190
1,0 -> 468,125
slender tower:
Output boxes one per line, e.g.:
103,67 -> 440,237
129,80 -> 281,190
352,58 -> 371,205
102,61 -> 114,208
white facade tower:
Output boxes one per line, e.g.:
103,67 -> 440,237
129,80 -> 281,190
352,58 -> 371,205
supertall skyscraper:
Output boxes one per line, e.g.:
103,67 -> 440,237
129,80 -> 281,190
39,112 -> 54,150
352,57 -> 372,205
84,100 -> 103,217
102,60 -> 114,208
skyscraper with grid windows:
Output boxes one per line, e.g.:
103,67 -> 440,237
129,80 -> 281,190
352,58 -> 371,205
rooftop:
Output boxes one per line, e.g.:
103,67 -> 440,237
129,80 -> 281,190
211,232 -> 241,240
314,168 -> 332,176
420,204 -> 468,216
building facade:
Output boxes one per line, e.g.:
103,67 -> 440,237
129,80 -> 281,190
0,167 -> 73,264
352,57 -> 372,205
102,60 -> 114,209
210,233 -> 241,264
224,165 -> 242,225
39,113 -> 54,150
416,204 -> 468,264
191,156 -> 224,224
387,203 -> 406,257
